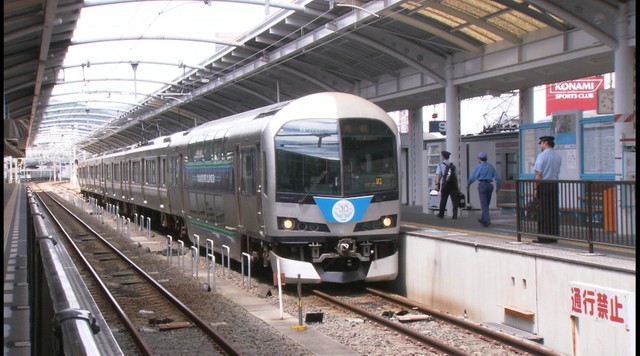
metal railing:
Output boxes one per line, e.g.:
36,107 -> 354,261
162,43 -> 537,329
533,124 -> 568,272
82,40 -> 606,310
516,179 -> 636,253
26,188 -> 102,355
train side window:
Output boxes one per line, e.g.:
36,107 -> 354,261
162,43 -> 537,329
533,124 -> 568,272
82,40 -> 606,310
143,159 -> 147,184
189,192 -> 198,218
204,134 -> 214,161
160,157 -> 166,186
240,148 -> 255,196
205,194 -> 215,222
176,156 -> 182,186
147,159 -> 156,185
195,136 -> 206,161
132,161 -> 140,183
214,194 -> 224,225
226,151 -> 235,192
262,151 -> 267,196
113,163 -> 119,182
197,193 -> 206,220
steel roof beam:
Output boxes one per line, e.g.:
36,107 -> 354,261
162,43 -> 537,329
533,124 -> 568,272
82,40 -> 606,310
28,0 -> 59,147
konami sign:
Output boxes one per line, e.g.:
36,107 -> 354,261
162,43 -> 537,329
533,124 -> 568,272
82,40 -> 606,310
546,75 -> 604,116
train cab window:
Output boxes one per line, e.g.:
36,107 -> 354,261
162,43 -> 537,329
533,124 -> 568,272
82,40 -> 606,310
275,119 -> 340,196
341,119 -> 398,195
274,118 -> 397,198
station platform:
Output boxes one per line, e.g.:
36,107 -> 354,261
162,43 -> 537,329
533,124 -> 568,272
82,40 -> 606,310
399,204 -> 636,264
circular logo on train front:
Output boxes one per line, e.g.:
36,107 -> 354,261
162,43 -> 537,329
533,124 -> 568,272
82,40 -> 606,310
332,199 -> 355,223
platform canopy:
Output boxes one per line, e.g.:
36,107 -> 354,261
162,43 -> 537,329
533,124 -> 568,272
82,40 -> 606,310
4,0 -> 626,159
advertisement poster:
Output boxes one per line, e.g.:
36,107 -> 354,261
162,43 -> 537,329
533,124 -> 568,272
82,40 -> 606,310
546,76 -> 603,116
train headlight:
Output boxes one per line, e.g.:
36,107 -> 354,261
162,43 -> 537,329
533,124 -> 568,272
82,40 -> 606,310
283,219 -> 294,230
382,216 -> 393,227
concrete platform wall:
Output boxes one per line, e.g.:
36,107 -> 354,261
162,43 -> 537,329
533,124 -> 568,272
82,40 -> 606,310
395,234 -> 636,355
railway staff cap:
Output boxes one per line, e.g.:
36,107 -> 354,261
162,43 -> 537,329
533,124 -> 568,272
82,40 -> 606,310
538,136 -> 555,144
441,150 -> 451,159
478,151 -> 487,160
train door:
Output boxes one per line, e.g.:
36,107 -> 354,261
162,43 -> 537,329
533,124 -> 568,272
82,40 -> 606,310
166,153 -> 183,216
158,156 -> 167,211
235,144 -> 261,238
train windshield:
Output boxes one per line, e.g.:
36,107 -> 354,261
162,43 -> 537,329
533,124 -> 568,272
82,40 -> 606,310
275,118 -> 397,197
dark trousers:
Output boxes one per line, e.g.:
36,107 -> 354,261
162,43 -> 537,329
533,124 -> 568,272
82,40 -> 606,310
438,185 -> 459,218
478,182 -> 494,224
537,182 -> 559,236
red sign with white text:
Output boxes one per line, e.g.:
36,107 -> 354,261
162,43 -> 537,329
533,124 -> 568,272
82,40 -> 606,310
546,76 -> 604,116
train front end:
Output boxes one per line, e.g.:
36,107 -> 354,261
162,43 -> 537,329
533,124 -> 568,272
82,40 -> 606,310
263,93 -> 400,284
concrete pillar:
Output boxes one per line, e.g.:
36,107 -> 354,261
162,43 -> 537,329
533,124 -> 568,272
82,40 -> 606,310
519,87 -> 535,124
613,1 -> 635,181
408,107 -> 423,206
444,55 -> 461,217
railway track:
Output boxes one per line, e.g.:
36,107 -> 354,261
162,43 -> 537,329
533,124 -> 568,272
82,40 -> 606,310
33,187 -> 241,355
306,286 -> 560,355
33,181 -> 564,355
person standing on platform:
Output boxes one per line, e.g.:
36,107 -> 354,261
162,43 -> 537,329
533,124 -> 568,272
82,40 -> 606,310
435,150 -> 459,220
533,136 -> 562,243
467,151 -> 501,227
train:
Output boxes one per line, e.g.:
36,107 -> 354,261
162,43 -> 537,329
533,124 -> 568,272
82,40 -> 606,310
78,92 -> 400,284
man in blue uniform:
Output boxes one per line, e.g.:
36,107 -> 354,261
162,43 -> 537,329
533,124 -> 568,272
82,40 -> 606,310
467,151 -> 501,227
533,135 -> 562,243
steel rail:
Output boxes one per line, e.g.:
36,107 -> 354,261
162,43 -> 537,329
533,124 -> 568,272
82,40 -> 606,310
312,289 -> 472,356
37,189 -> 242,356
367,287 -> 563,356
